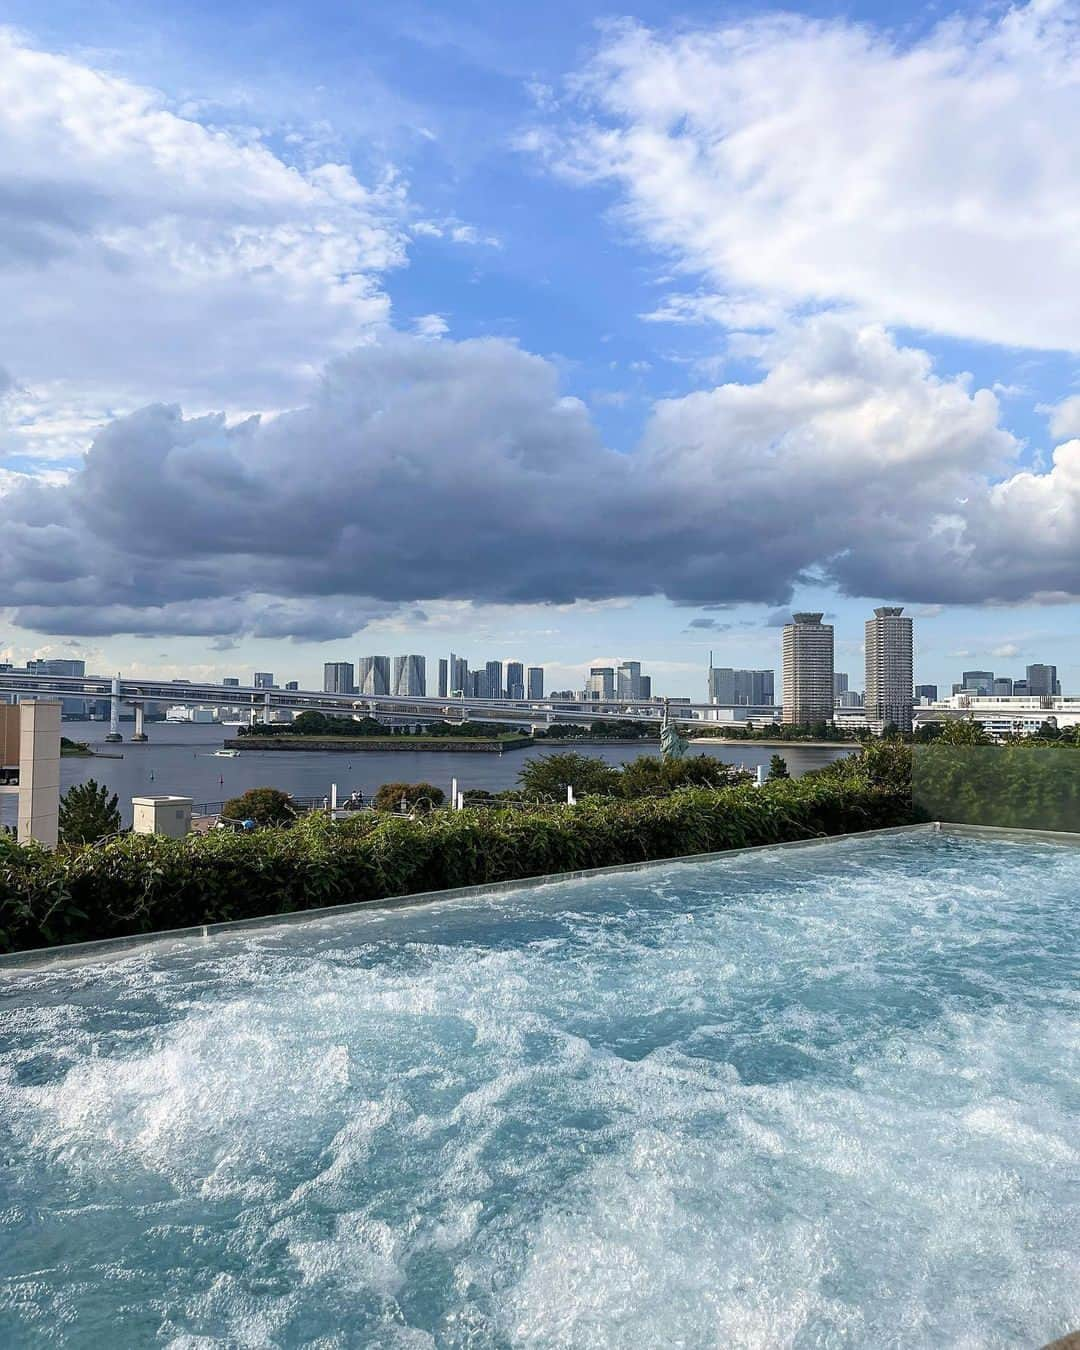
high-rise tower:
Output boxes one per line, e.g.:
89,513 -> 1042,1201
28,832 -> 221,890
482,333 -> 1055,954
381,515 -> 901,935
782,613 -> 834,725
865,606 -> 913,733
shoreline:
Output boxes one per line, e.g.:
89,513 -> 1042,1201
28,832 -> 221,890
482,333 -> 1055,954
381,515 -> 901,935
225,735 -> 535,754
688,737 -> 856,749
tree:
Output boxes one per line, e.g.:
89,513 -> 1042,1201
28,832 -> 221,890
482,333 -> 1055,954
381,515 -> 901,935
518,752 -> 620,800
221,787 -> 295,827
767,754 -> 790,781
373,781 -> 445,812
936,719 -> 991,746
59,779 -> 121,846
618,754 -> 745,797
292,711 -> 329,735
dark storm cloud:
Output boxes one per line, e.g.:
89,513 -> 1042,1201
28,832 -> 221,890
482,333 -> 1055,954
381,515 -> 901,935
2,324 -> 1078,640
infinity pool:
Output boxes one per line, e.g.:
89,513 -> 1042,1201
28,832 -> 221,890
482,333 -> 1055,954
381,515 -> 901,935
1,830 -> 1077,1347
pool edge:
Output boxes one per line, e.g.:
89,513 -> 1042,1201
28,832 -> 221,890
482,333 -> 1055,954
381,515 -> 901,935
2,820 -> 1071,973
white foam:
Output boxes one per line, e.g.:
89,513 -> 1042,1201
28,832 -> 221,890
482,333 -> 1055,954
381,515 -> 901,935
2,832 -> 1077,1346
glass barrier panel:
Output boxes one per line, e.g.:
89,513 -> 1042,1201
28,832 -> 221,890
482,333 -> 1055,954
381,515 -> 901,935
912,744 -> 1080,833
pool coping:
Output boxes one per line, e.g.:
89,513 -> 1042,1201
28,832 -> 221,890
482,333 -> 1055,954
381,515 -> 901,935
2,819 -> 1076,972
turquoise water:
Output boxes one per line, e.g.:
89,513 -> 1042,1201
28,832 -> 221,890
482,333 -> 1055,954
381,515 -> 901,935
1,831 -> 1077,1348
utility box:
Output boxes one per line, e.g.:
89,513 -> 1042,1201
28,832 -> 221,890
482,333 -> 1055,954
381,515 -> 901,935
132,795 -> 192,838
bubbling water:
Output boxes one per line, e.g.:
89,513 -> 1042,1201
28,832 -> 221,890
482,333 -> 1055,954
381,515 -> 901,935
1,832 -> 1077,1347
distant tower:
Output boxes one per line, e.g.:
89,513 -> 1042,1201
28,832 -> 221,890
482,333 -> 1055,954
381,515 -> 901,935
782,613 -> 834,725
485,660 -> 504,700
505,661 -> 525,700
357,656 -> 391,696
616,661 -> 642,699
864,606 -> 913,733
323,661 -> 355,695
393,654 -> 426,697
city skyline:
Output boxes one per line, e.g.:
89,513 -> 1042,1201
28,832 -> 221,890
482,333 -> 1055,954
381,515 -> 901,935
3,3 -> 1080,694
4,608 -> 1071,703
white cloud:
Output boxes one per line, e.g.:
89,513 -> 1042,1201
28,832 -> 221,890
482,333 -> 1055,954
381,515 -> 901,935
543,2 -> 1080,350
1046,394 -> 1080,439
413,313 -> 449,339
0,28 -> 410,452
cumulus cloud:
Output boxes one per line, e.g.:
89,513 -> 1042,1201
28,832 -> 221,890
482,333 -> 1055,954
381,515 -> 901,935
0,29 -> 409,454
1047,395 -> 1080,440
540,2 -> 1080,350
4,322 -> 1080,639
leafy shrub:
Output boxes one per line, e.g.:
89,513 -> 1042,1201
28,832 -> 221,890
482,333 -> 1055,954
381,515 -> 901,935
0,768 -> 913,954
518,753 -> 621,800
617,754 -> 747,797
373,782 -> 446,812
58,780 -> 121,847
936,719 -> 991,746
221,787 -> 295,826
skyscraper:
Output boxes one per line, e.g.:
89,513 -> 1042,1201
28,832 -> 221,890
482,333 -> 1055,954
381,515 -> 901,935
617,661 -> 642,699
527,666 -> 544,699
357,656 -> 391,696
782,613 -> 834,725
449,653 -> 469,696
1026,663 -> 1059,697
914,684 -> 938,703
709,667 -> 775,706
864,606 -> 914,732
992,677 -> 1014,696
586,667 -> 615,700
437,658 -> 449,698
638,675 -> 652,699
506,661 -> 525,700
253,672 -> 274,688
485,661 -> 504,699
323,662 -> 355,695
962,670 -> 994,695
393,654 -> 426,697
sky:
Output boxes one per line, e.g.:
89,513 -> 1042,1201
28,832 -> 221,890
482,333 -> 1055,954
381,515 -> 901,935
1,0 -> 1080,697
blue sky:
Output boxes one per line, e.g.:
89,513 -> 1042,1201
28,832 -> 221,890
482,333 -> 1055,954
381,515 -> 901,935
1,0 -> 1079,696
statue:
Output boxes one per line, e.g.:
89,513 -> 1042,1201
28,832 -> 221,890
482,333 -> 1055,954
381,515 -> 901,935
659,699 -> 689,760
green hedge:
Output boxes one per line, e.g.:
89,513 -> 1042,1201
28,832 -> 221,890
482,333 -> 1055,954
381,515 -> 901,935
0,766 -> 912,954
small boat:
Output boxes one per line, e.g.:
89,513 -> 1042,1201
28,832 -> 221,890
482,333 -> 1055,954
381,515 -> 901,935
212,748 -> 239,758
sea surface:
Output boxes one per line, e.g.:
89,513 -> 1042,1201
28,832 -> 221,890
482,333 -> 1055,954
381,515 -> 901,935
0,830 -> 1076,1347
0,720 -> 853,826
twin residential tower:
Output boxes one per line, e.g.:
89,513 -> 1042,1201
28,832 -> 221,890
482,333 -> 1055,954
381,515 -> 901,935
782,607 -> 913,732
